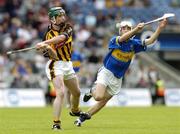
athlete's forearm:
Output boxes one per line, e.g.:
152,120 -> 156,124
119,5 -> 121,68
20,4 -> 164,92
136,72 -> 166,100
119,27 -> 139,42
36,35 -> 67,50
145,27 -> 162,45
43,35 -> 66,45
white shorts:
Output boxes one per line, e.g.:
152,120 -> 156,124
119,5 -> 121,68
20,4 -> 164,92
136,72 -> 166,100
94,67 -> 122,95
45,60 -> 76,80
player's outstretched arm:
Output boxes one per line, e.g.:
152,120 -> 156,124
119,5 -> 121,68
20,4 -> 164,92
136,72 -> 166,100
144,19 -> 167,45
36,35 -> 66,49
119,22 -> 145,42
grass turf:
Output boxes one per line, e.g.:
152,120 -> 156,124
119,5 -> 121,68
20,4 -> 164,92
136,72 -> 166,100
0,106 -> 179,134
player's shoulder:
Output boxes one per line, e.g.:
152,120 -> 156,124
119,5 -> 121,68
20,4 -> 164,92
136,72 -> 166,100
44,25 -> 52,35
65,22 -> 73,27
129,37 -> 144,46
130,37 -> 140,41
46,24 -> 53,31
130,37 -> 141,43
62,22 -> 73,38
110,35 -> 119,42
110,35 -> 119,40
42,25 -> 52,41
109,35 -> 121,46
64,22 -> 73,30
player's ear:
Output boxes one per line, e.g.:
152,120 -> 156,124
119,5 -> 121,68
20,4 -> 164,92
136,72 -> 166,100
119,28 -> 123,35
50,17 -> 56,24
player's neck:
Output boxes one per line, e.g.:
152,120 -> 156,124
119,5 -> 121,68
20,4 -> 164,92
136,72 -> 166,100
52,24 -> 60,31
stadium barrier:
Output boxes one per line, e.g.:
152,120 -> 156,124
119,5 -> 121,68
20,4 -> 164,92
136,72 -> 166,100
0,88 -> 180,107
165,89 -> 180,106
80,88 -> 152,107
0,89 -> 46,107
80,88 -> 180,107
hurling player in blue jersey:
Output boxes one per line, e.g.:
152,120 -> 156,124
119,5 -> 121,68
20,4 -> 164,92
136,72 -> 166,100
74,18 -> 167,126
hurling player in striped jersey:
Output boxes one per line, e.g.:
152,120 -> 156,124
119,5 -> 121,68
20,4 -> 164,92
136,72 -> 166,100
36,7 -> 83,130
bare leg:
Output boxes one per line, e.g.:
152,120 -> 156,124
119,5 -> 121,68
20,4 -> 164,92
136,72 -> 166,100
88,96 -> 112,116
64,76 -> 80,112
74,84 -> 112,126
52,75 -> 65,121
89,83 -> 112,115
64,87 -> 71,108
92,84 -> 111,101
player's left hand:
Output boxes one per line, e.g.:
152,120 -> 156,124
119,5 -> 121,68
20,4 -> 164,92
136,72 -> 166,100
46,45 -> 59,60
159,18 -> 167,29
36,43 -> 58,60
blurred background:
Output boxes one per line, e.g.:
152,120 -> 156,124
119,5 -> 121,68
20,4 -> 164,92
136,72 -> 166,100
0,0 -> 180,107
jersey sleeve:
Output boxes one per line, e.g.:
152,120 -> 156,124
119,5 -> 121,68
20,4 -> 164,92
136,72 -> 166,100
62,23 -> 73,39
108,36 -> 120,49
133,39 -> 147,53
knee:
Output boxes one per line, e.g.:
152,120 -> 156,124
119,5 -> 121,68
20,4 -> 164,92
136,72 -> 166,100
94,95 -> 104,101
56,91 -> 64,98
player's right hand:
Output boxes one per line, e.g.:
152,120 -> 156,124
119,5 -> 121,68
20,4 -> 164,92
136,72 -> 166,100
36,42 -> 48,50
137,22 -> 145,30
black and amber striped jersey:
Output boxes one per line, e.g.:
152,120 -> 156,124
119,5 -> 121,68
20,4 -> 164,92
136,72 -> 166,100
43,23 -> 73,61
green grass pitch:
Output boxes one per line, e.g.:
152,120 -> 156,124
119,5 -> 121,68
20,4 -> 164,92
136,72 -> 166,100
0,106 -> 179,134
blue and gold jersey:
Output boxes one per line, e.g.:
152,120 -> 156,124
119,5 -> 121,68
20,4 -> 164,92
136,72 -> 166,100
103,36 -> 147,78
71,51 -> 83,72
